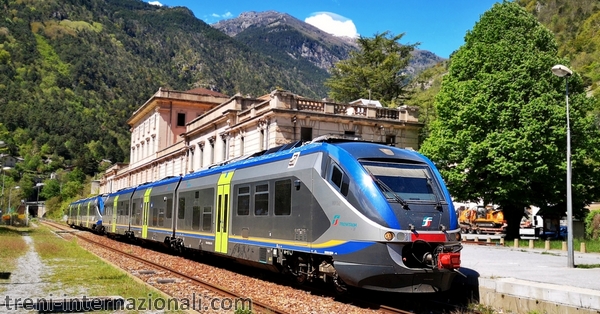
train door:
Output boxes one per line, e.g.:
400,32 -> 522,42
77,203 -> 81,226
85,201 -> 90,228
142,188 -> 152,239
111,196 -> 119,233
215,171 -> 234,254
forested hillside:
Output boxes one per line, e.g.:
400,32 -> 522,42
0,0 -> 330,176
517,0 -> 600,96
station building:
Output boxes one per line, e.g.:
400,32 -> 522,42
99,88 -> 423,194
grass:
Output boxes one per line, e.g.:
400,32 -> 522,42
0,225 -> 30,294
515,238 -> 600,252
2,224 -> 185,312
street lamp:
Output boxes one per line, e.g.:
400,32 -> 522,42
552,64 -> 574,268
36,182 -> 45,204
8,185 -> 20,214
1,166 -> 11,214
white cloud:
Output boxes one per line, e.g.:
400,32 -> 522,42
305,12 -> 358,38
210,11 -> 233,19
148,1 -> 163,6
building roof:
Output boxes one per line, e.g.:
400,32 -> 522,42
349,98 -> 383,107
185,87 -> 228,98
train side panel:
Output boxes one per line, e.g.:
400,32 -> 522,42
104,187 -> 136,236
226,151 -> 330,266
175,173 -> 221,252
130,177 -> 181,242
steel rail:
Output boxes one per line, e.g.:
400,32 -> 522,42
42,220 -> 289,314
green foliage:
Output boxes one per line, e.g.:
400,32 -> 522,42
0,0 -> 332,181
420,2 -> 600,227
60,181 -> 83,200
405,62 -> 448,144
585,209 -> 600,239
517,0 -> 600,100
40,179 -> 61,199
325,31 -> 417,106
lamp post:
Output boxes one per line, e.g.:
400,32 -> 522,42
36,182 -> 45,204
8,185 -> 20,214
551,64 -> 574,268
1,166 -> 11,214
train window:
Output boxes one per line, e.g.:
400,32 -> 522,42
166,200 -> 172,219
223,194 -> 228,233
192,206 -> 201,230
152,207 -> 158,226
134,203 -> 141,225
237,186 -> 250,215
255,184 -> 269,215
331,165 -> 343,188
178,198 -> 186,219
274,180 -> 291,215
202,206 -> 212,231
341,175 -> 350,196
362,162 -> 440,202
166,198 -> 173,220
330,163 -> 350,197
158,208 -> 165,227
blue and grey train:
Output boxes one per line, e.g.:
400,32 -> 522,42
67,137 -> 462,293
66,195 -> 106,232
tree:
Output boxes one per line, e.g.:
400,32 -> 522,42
420,1 -> 600,238
405,62 -> 448,145
325,31 -> 417,106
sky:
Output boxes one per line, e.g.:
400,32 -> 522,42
144,0 -> 502,59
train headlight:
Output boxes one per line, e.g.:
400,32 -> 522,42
455,232 -> 462,241
384,231 -> 394,241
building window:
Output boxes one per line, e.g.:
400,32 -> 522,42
199,144 -> 204,168
190,149 -> 194,171
210,139 -> 215,164
240,136 -> 244,156
259,129 -> 265,151
222,136 -> 227,161
177,113 -> 186,127
301,127 -> 312,142
386,135 -> 396,145
344,131 -> 356,136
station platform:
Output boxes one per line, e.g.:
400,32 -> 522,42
457,244 -> 600,313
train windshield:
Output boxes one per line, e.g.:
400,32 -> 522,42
361,161 -> 441,202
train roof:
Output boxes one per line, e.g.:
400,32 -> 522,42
332,141 -> 426,163
181,138 -> 429,182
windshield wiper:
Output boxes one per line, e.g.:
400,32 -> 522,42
367,170 -> 409,210
422,170 -> 443,211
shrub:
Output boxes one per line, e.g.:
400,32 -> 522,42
584,209 -> 600,239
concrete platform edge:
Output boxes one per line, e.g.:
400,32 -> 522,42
479,277 -> 600,314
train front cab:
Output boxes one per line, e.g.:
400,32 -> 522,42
311,142 -> 462,293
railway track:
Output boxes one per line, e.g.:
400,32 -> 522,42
41,220 -> 289,314
41,220 -> 442,314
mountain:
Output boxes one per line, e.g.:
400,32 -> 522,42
517,0 -> 600,97
0,0 -> 332,175
212,11 -> 445,75
212,10 -> 355,91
